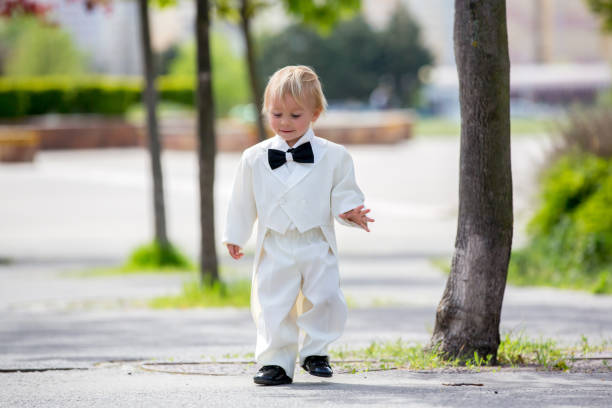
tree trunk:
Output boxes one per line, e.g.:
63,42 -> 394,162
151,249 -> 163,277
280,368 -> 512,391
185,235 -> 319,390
429,0 -> 513,363
240,0 -> 267,142
137,0 -> 168,248
195,0 -> 219,284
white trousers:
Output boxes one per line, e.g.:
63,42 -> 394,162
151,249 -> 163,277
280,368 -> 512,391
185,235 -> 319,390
252,227 -> 347,378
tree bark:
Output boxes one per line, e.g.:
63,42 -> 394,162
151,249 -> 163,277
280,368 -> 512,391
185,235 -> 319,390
240,0 -> 267,142
195,0 -> 219,283
429,0 -> 513,362
137,0 -> 168,248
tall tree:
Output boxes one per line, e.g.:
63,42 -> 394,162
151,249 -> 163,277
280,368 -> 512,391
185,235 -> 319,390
257,12 -> 432,106
379,3 -> 433,107
238,0 -> 267,141
429,0 -> 513,362
137,0 -> 169,249
195,0 -> 219,283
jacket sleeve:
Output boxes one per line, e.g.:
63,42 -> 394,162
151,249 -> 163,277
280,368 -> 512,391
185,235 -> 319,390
222,152 -> 257,247
331,147 -> 365,228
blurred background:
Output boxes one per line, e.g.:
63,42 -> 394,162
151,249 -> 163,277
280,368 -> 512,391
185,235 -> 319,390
0,0 -> 611,305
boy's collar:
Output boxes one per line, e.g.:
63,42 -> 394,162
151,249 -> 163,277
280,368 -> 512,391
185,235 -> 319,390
272,127 -> 314,150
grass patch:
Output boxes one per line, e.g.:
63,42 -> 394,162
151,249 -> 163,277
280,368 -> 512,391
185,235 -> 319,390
508,250 -> 612,294
149,278 -> 251,308
431,255 -> 612,295
511,117 -> 557,135
414,118 -> 460,136
330,333 -> 611,373
123,241 -> 195,271
125,101 -> 194,123
414,117 -> 553,137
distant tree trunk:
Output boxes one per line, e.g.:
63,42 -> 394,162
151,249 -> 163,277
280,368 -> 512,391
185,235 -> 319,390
429,0 -> 513,362
195,0 -> 219,283
534,0 -> 553,64
137,0 -> 168,247
239,0 -> 267,142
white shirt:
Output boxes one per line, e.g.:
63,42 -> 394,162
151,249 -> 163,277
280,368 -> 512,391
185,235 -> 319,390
269,127 -> 316,230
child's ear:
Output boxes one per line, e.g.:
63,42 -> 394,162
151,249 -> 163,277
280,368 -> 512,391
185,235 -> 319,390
312,108 -> 322,123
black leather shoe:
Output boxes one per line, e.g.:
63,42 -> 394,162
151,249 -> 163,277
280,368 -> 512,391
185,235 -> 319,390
253,365 -> 292,386
301,355 -> 333,377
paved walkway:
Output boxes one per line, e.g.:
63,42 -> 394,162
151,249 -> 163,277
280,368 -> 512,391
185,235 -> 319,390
1,137 -> 611,406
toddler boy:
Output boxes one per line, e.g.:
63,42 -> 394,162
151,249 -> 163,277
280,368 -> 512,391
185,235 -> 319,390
222,65 -> 373,385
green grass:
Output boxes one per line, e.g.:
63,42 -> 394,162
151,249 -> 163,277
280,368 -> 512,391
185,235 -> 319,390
330,333 -> 610,373
125,101 -> 194,123
508,251 -> 612,294
123,241 -> 195,271
414,118 -> 460,136
149,278 -> 251,308
430,254 -> 612,295
414,117 -> 555,137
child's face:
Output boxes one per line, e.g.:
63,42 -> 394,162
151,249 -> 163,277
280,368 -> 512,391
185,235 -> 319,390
266,95 -> 321,146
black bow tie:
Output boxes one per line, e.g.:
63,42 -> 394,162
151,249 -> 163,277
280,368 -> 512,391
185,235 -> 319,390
268,142 -> 314,170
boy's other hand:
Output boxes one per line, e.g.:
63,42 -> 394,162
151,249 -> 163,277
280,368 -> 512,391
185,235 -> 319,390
226,243 -> 244,260
339,205 -> 375,232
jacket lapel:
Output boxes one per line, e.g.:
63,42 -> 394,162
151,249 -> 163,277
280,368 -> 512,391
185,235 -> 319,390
285,136 -> 328,190
259,140 -> 288,186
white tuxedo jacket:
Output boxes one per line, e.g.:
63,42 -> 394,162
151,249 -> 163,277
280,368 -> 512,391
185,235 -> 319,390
222,129 -> 365,270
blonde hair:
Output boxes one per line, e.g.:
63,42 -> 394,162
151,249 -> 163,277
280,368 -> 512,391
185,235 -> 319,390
262,65 -> 327,114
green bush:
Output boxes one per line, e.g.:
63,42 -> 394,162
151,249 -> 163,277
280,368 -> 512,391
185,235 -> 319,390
509,154 -> 612,293
123,241 -> 195,272
0,76 -> 195,118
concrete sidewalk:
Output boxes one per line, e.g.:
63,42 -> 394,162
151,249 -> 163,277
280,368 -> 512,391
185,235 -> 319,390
2,366 -> 611,407
0,259 -> 612,407
1,257 -> 611,407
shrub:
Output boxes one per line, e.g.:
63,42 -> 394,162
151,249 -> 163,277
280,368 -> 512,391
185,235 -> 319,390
123,241 -> 195,272
0,76 -> 194,118
509,154 -> 612,293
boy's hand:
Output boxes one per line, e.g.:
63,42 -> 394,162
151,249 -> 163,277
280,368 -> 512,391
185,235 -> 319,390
226,243 -> 244,260
339,205 -> 375,232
